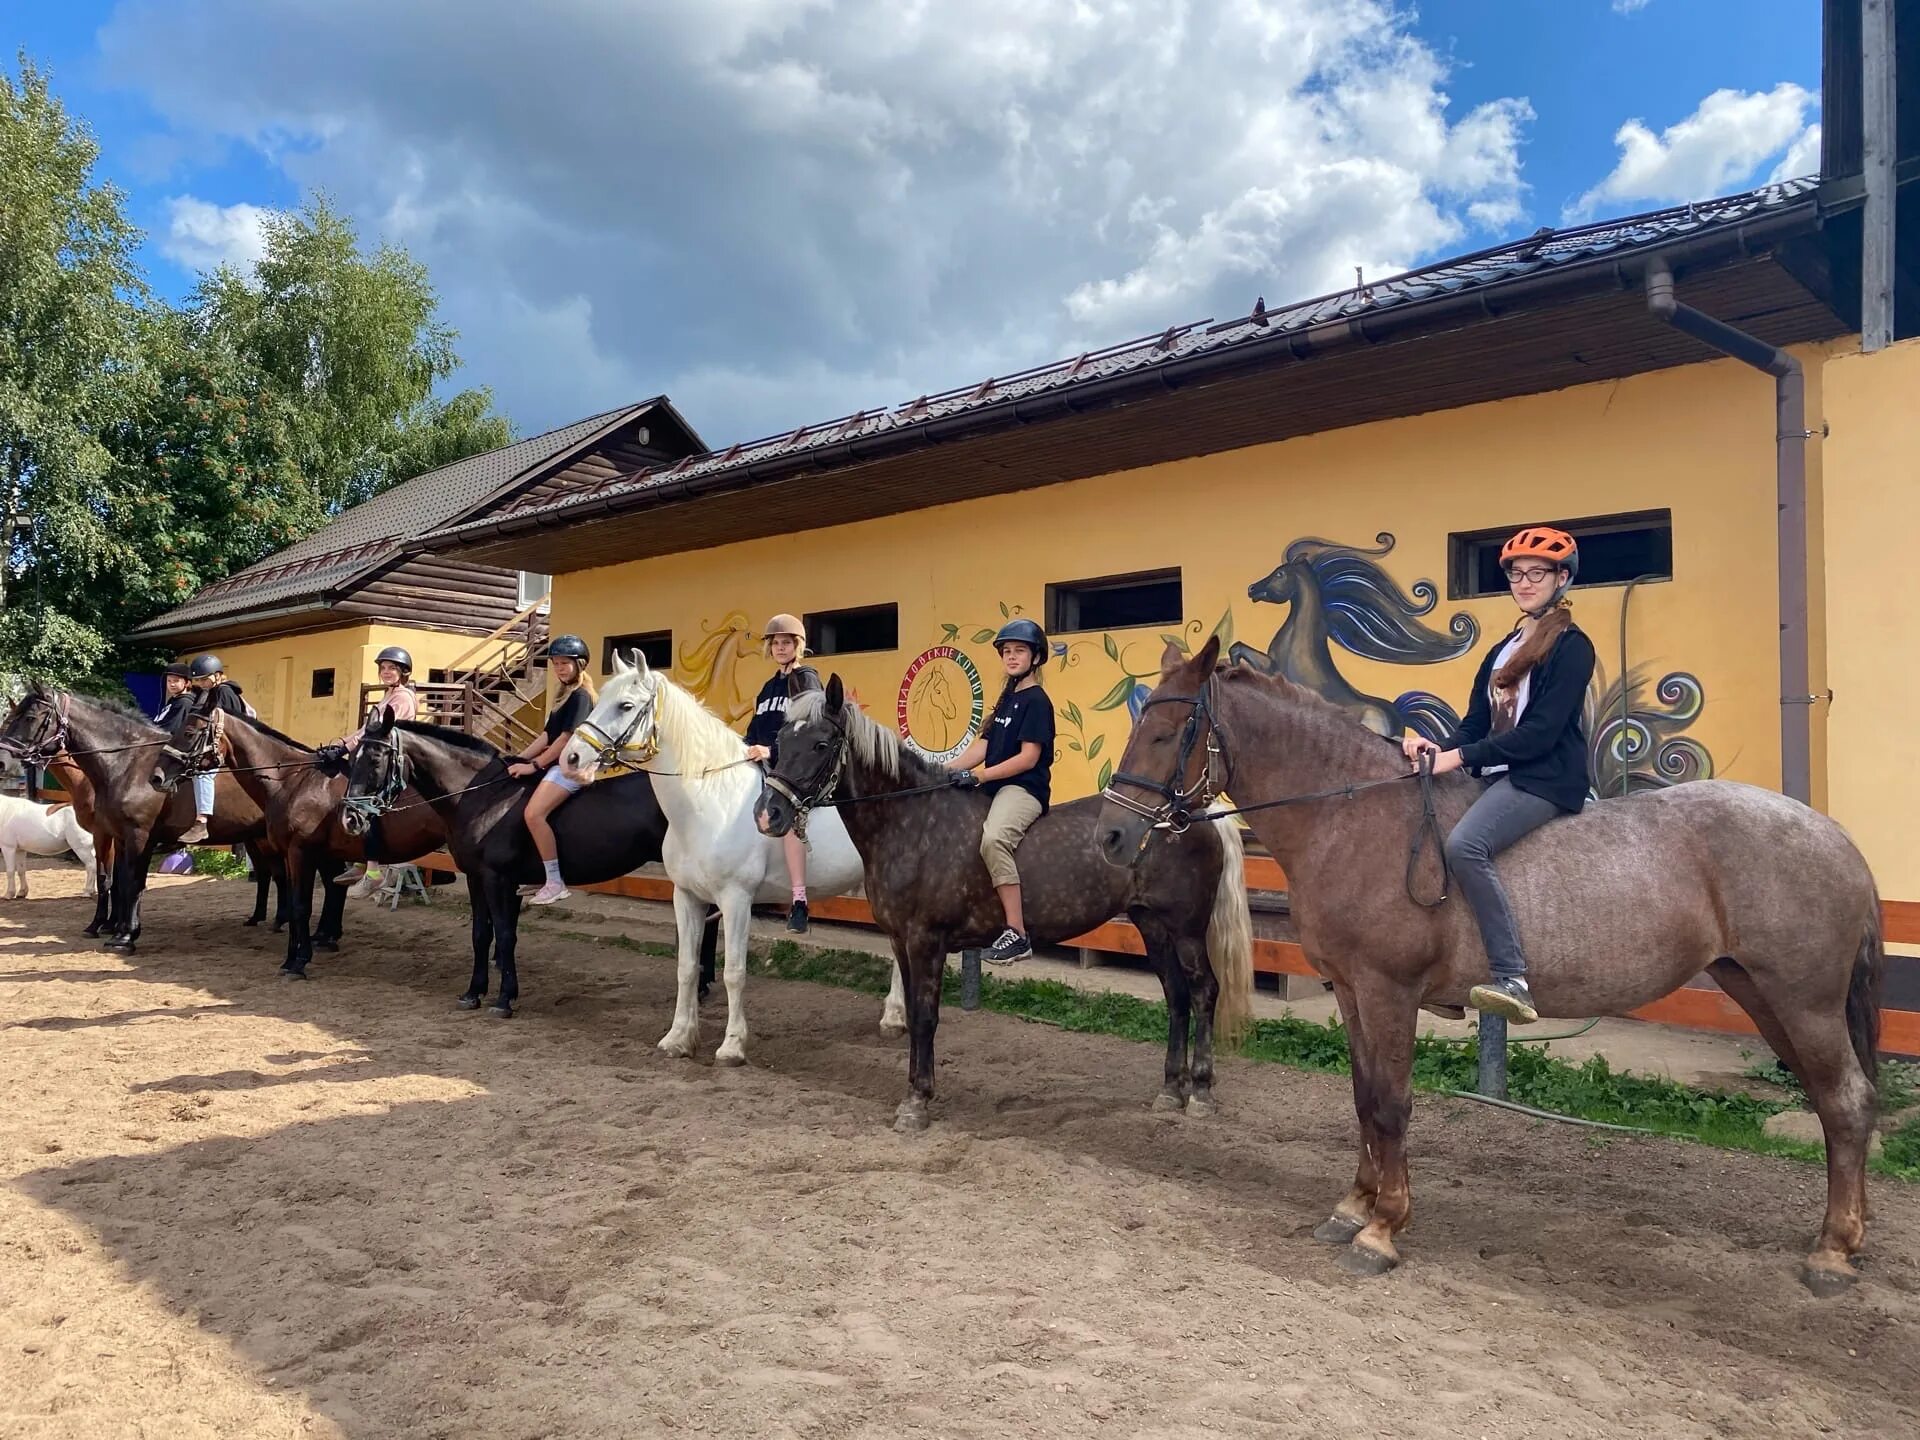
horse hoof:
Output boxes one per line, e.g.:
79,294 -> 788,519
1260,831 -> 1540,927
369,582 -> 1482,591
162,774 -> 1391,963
1313,1214 -> 1365,1246
82,925 -> 102,938
1187,1094 -> 1217,1119
1151,1092 -> 1186,1113
879,1019 -> 907,1039
242,916 -> 261,928
314,937 -> 339,952
1800,1262 -> 1859,1298
714,1046 -> 747,1068
893,1104 -> 930,1135
657,1034 -> 695,1059
486,1004 -> 513,1019
279,967 -> 307,981
456,995 -> 483,1011
1336,1241 -> 1399,1278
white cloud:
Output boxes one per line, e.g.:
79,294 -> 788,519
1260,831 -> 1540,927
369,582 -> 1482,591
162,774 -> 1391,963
1571,83 -> 1815,219
100,0 -> 1534,443
1770,122 -> 1822,182
1611,0 -> 1654,14
158,195 -> 276,273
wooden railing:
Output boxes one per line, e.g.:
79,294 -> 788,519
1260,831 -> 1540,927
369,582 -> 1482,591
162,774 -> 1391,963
359,681 -> 542,753
441,598 -> 551,711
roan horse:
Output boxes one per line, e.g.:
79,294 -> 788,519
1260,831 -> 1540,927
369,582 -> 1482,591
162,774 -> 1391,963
753,678 -> 1255,1132
0,686 -> 276,950
562,653 -> 902,1066
342,708 -> 716,1016
1098,637 -> 1883,1295
151,700 -> 448,976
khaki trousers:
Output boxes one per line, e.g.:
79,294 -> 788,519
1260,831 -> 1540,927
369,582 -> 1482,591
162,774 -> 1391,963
979,786 -> 1042,888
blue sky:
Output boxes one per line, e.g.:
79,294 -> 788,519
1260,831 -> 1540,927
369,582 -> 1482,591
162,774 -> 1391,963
9,1 -> 1823,444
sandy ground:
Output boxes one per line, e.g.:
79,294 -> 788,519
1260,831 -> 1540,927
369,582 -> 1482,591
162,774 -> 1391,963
3,859 -> 1918,1439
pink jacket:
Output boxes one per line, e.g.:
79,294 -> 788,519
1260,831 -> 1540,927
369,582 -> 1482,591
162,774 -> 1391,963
345,684 -> 418,749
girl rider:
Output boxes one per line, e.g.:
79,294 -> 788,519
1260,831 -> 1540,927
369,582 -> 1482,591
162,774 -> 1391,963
510,635 -> 596,906
176,654 -> 253,845
742,613 -> 823,933
333,646 -> 417,889
1404,526 -> 1595,1024
152,662 -> 192,728
946,618 -> 1056,965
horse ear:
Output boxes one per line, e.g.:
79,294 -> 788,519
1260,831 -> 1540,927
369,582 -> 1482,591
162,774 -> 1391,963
632,648 -> 650,678
380,704 -> 396,724
1159,640 -> 1186,675
611,649 -> 632,677
1195,634 -> 1222,673
826,673 -> 845,715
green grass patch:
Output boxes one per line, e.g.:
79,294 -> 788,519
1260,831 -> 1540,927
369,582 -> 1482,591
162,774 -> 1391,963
189,848 -> 251,880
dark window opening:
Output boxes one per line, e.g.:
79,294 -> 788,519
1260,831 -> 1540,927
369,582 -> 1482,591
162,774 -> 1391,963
805,603 -> 899,656
310,668 -> 335,698
1046,568 -> 1183,633
602,630 -> 674,672
1449,510 -> 1673,599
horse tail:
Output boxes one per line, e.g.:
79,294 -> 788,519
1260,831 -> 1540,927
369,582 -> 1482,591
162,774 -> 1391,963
1393,691 -> 1461,744
1203,807 -> 1255,1049
1848,890 -> 1884,1088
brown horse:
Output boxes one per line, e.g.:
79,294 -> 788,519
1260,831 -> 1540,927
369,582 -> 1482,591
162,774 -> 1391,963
753,679 -> 1255,1132
0,686 -> 273,951
151,702 -> 447,977
1097,637 -> 1883,1296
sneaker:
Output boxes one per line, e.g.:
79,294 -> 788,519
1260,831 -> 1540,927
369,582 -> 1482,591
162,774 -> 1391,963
1469,976 -> 1539,1025
786,899 -> 810,934
346,872 -> 380,900
178,821 -> 210,845
527,880 -> 572,906
983,927 -> 1032,966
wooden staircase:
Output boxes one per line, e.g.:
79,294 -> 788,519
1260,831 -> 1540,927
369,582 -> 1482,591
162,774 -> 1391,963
359,600 -> 552,753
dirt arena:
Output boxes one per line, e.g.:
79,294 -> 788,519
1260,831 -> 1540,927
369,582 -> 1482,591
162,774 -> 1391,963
3,863 -> 1917,1439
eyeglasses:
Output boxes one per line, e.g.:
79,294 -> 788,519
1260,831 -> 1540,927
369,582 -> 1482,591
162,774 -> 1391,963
1506,566 -> 1557,586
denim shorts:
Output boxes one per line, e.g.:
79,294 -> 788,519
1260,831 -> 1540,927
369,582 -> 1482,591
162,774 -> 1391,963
540,766 -> 583,795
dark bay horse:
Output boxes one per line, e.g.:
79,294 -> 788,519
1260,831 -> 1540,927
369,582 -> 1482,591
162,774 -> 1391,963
1098,637 -> 1883,1295
342,709 -> 714,1017
151,702 -> 447,977
0,686 -> 276,951
753,679 -> 1255,1133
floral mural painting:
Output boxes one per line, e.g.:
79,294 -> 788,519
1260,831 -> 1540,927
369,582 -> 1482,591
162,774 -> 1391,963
1228,532 -> 1477,740
1585,663 -> 1714,797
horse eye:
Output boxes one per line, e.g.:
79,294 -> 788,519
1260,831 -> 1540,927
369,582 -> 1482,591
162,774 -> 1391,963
621,701 -> 634,711
814,739 -> 828,751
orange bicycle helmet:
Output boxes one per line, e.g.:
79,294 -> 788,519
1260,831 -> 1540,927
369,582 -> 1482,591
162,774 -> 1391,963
1500,526 -> 1579,580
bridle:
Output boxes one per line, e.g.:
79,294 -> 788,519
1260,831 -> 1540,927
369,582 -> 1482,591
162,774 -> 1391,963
0,691 -> 72,769
758,729 -> 848,842
341,726 -> 412,836
570,685 -> 661,772
156,709 -> 226,792
1101,676 -> 1233,835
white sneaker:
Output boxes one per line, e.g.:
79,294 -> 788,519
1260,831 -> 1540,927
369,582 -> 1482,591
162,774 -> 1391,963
528,881 -> 572,906
347,873 -> 380,900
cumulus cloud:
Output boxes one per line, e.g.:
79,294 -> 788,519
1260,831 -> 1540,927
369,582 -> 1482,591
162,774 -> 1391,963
100,0 -> 1534,443
158,195 -> 276,273
1611,0 -> 1654,14
1770,122 -> 1823,182
1571,83 -> 1815,219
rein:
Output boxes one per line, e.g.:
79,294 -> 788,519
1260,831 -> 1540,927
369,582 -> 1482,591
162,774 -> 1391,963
1099,678 -> 1452,909
339,727 -> 525,835
1,691 -> 169,767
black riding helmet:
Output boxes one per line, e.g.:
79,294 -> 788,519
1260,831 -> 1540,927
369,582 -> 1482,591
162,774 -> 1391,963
162,662 -> 190,679
188,654 -> 224,679
374,645 -> 413,674
547,634 -> 590,663
992,618 -> 1048,668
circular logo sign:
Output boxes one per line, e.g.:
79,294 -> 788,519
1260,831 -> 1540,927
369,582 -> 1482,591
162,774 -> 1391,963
897,645 -> 985,763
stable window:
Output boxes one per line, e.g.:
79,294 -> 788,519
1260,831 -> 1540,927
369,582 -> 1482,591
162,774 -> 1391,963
1046,568 -> 1183,633
310,668 -> 335,698
805,603 -> 899,656
602,630 -> 673,672
518,571 -> 552,610
1449,510 -> 1673,599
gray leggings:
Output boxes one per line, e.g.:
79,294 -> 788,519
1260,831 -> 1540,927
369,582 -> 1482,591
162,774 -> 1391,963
1442,777 -> 1560,980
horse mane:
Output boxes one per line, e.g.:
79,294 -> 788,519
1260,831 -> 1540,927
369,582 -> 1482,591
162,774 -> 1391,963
645,669 -> 749,772
789,691 -> 947,785
220,712 -> 313,753
47,686 -> 163,733
1218,661 -> 1407,762
1283,533 -> 1478,662
393,719 -> 503,758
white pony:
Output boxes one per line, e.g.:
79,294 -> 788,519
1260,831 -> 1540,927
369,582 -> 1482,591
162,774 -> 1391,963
563,651 -> 903,1064
1,795 -> 99,900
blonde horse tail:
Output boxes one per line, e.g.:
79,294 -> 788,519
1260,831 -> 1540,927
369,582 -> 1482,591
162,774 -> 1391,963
1204,808 -> 1255,1049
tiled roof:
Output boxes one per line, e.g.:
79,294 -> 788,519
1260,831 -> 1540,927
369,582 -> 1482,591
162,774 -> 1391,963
419,178 -> 1819,550
129,401 -> 667,636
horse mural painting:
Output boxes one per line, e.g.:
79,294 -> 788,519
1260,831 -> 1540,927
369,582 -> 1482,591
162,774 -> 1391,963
1099,638 -> 1883,1295
1229,532 -> 1477,741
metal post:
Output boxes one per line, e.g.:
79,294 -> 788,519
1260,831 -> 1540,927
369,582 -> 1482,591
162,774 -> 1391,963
960,949 -> 982,1010
1863,0 -> 1898,352
1476,1011 -> 1509,1100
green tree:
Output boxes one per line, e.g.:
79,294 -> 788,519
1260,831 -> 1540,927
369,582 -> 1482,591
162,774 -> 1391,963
0,54 -> 144,670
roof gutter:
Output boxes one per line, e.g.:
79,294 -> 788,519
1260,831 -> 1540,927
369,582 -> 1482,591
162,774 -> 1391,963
415,201 -> 1820,562
1645,263 -> 1814,804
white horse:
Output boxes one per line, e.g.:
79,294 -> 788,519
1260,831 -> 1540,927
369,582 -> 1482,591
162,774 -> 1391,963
563,651 -> 903,1064
1,795 -> 99,900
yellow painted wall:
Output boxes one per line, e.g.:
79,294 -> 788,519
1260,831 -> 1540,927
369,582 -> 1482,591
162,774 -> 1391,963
553,353 -> 1809,822
1822,336 -> 1920,901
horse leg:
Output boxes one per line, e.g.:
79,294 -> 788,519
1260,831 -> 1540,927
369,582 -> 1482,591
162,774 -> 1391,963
1737,960 -> 1876,1294
1315,977 -> 1381,1245
878,942 -> 908,1038
1135,913 -> 1190,1111
1708,958 -> 1804,1078
313,860 -> 346,949
895,935 -> 943,1133
1340,984 -> 1420,1278
459,874 -> 493,1009
83,839 -> 112,936
242,840 -> 268,925
1181,932 -> 1221,1117
104,830 -> 147,951
713,888 -> 754,1067
698,905 -> 719,1003
281,850 -> 317,977
2,843 -> 16,899
658,888 -> 710,1058
486,878 -> 520,1018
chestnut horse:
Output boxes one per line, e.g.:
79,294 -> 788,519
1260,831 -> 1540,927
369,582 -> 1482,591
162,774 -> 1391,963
1098,637 -> 1882,1296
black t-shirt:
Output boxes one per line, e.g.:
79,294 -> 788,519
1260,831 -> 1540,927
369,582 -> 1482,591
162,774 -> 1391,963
982,685 -> 1055,813
545,687 -> 593,745
743,665 -> 823,761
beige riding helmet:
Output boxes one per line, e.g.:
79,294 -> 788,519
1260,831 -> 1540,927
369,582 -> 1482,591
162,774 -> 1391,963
761,612 -> 808,657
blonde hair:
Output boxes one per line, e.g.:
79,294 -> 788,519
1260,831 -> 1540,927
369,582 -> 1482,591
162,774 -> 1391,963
554,658 -> 597,703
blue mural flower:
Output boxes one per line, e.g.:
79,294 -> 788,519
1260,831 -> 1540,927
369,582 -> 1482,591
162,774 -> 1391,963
1126,681 -> 1151,721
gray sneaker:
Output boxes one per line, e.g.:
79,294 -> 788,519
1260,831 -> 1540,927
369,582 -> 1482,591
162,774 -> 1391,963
983,927 -> 1032,966
1469,976 -> 1538,1024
